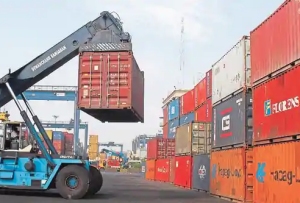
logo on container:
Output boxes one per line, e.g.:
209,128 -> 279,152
220,107 -> 232,138
211,164 -> 217,179
264,97 -> 299,116
256,162 -> 266,183
171,106 -> 175,115
198,165 -> 206,179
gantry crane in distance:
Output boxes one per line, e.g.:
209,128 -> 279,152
0,11 -> 131,199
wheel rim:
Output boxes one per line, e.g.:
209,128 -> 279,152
65,175 -> 79,189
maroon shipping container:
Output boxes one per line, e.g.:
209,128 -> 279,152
180,89 -> 195,115
174,155 -> 193,188
253,64 -> 300,144
206,69 -> 212,98
155,158 -> 170,182
163,105 -> 168,126
166,138 -> 175,157
250,0 -> 300,85
146,138 -> 166,159
194,77 -> 207,108
169,157 -> 175,183
64,132 -> 74,144
78,50 -> 144,123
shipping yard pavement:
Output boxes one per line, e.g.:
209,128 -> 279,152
0,172 -> 228,203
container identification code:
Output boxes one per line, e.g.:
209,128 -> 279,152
31,45 -> 67,71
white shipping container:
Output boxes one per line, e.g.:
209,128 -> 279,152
212,36 -> 251,105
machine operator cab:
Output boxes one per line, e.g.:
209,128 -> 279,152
0,121 -> 35,152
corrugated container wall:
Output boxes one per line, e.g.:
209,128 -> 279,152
174,155 -> 193,188
146,138 -> 166,159
168,118 -> 179,138
168,98 -> 180,120
195,98 -> 212,122
175,122 -> 211,155
192,154 -> 210,192
179,112 -> 194,126
254,141 -> 300,203
206,69 -> 212,98
162,105 -> 168,126
162,123 -> 168,139
210,147 -> 253,202
180,89 -> 195,115
169,157 -> 175,183
194,77 -> 207,108
253,65 -> 300,144
212,91 -> 252,149
89,135 -> 98,144
250,0 -> 300,85
166,138 -> 175,157
78,46 -> 144,123
145,159 -> 156,180
212,36 -> 251,104
155,158 -> 170,182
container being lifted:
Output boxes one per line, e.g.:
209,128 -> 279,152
0,11 -> 133,199
78,43 -> 144,123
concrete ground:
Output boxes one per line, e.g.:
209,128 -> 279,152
0,172 -> 228,203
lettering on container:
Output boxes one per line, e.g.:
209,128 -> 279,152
220,107 -> 233,138
198,165 -> 207,179
213,109 -> 216,146
170,106 -> 175,115
270,170 -> 300,185
264,96 -> 299,116
31,45 -> 67,71
157,167 -> 168,173
256,162 -> 266,183
218,167 -> 242,178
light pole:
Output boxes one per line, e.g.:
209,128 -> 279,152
53,115 -> 59,131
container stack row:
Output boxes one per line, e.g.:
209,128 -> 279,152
144,1 -> 300,202
88,135 -> 99,160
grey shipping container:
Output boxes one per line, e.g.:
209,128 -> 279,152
192,154 -> 210,192
175,122 -> 211,155
141,161 -> 146,178
212,91 -> 252,149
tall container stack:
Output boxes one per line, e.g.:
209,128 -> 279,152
192,69 -> 213,193
52,131 -> 65,155
146,137 -> 166,181
88,135 -> 99,160
250,1 -> 300,202
210,36 -> 253,202
64,132 -> 74,155
167,98 -> 180,138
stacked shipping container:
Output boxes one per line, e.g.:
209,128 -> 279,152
53,131 -> 65,154
88,135 -> 99,160
250,1 -> 300,202
210,36 -> 253,202
64,132 -> 74,155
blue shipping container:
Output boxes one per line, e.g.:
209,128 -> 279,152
168,118 -> 180,138
179,112 -> 195,126
53,131 -> 65,140
168,98 -> 180,121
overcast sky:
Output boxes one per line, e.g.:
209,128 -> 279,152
0,0 -> 282,151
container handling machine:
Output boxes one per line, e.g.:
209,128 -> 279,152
0,11 -> 131,199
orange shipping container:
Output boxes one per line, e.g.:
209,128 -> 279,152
210,147 -> 253,202
145,160 -> 156,180
254,141 -> 300,203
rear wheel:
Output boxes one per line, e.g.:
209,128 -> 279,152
56,165 -> 89,199
85,166 -> 103,196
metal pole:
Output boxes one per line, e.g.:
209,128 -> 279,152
53,115 -> 58,131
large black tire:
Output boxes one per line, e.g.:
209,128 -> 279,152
55,165 -> 89,199
85,166 -> 103,196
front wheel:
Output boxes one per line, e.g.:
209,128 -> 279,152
56,165 -> 89,199
85,166 -> 103,196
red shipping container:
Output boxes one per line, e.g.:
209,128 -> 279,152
253,65 -> 300,144
162,105 -> 168,126
146,138 -> 166,159
195,98 -> 212,122
250,0 -> 300,84
155,158 -> 170,182
180,89 -> 195,115
162,123 -> 168,139
166,138 -> 175,157
64,133 -> 74,144
206,69 -> 212,98
169,157 -> 175,183
174,155 -> 193,188
194,77 -> 207,108
78,50 -> 144,123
